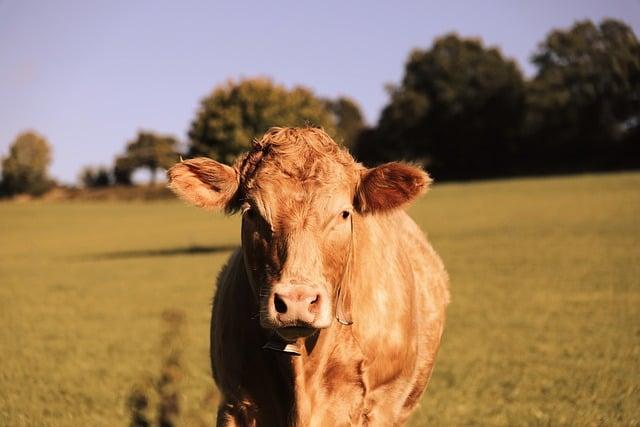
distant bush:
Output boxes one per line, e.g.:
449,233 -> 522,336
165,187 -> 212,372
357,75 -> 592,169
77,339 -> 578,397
1,131 -> 55,196
79,166 -> 112,188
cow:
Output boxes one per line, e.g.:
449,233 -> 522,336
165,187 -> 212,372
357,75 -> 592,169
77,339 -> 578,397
167,127 -> 449,426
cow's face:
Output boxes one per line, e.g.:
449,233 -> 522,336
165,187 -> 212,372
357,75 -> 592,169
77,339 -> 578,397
168,128 -> 430,341
238,160 -> 355,340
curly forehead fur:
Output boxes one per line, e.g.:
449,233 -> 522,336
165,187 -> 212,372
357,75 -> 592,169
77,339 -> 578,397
234,127 -> 362,194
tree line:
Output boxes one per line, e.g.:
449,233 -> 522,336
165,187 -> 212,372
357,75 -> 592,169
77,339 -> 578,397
77,79 -> 363,189
355,18 -> 639,179
2,18 -> 638,196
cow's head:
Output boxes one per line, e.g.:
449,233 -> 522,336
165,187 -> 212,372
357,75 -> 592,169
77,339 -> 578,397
168,128 -> 430,341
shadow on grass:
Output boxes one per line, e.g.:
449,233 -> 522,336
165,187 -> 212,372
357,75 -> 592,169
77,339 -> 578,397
84,244 -> 237,260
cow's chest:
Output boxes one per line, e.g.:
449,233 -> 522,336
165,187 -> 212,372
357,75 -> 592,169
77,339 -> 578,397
292,339 -> 370,426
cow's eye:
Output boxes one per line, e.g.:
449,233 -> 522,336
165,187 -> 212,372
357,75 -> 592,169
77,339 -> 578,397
341,210 -> 350,220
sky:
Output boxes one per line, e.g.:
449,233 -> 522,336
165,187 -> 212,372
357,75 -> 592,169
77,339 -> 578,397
1,0 -> 639,183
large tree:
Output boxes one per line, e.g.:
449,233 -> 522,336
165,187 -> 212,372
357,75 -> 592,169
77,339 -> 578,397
188,78 -> 336,163
357,34 -> 526,179
123,131 -> 179,184
526,19 -> 640,171
1,131 -> 54,196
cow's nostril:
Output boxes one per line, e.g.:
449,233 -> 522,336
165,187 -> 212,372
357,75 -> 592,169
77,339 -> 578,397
274,293 -> 287,314
310,295 -> 319,305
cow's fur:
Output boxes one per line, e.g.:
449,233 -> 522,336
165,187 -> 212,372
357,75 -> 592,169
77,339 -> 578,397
167,127 -> 449,426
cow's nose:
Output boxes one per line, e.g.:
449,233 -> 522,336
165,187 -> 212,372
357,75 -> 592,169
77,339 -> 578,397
271,284 -> 321,325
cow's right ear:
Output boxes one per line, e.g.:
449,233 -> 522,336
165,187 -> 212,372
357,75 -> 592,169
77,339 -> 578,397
167,157 -> 239,211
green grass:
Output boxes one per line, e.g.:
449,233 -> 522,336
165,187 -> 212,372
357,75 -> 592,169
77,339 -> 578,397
1,172 -> 639,426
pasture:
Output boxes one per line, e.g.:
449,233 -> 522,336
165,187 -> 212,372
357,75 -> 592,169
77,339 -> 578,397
1,172 -> 639,426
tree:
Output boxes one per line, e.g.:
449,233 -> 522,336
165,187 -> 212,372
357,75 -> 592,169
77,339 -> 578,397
113,155 -> 134,186
326,97 -> 365,149
1,131 -> 54,196
358,35 -> 526,179
526,19 -> 640,171
80,166 -> 112,188
123,131 -> 179,184
188,78 -> 336,163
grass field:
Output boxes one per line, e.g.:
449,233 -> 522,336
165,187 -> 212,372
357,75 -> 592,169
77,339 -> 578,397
1,172 -> 639,426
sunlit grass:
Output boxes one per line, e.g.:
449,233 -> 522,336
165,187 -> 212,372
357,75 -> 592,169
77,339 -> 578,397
1,172 -> 638,426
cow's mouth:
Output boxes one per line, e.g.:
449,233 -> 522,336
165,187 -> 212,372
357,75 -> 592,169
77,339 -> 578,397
276,326 -> 317,341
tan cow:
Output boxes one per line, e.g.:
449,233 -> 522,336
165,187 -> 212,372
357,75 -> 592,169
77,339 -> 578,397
167,127 -> 449,426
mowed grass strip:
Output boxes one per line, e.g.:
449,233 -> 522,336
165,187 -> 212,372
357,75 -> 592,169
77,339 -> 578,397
0,172 -> 638,426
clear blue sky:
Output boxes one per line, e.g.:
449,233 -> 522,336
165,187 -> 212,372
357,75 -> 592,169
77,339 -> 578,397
1,0 -> 638,183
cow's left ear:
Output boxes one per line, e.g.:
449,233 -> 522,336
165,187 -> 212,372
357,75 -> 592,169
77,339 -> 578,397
167,157 -> 239,212
355,162 -> 431,213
